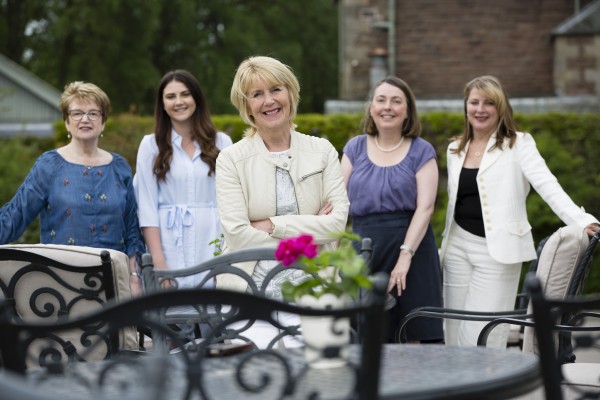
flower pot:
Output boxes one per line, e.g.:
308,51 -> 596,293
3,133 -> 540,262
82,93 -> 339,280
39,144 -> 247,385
296,293 -> 353,369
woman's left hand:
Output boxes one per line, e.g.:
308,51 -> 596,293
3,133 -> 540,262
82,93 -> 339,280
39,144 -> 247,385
129,275 -> 143,297
585,223 -> 600,237
251,219 -> 273,234
387,256 -> 412,296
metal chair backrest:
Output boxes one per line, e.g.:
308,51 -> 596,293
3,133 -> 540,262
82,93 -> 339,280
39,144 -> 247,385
527,272 -> 600,400
476,227 -> 598,349
0,246 -> 127,364
523,227 -> 598,359
398,226 -> 598,349
141,238 -> 375,346
0,273 -> 388,400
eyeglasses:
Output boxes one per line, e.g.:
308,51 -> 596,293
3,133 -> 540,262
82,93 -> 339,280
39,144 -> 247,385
68,110 -> 103,121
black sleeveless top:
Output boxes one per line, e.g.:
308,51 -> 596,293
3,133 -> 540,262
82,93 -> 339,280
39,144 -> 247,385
454,167 -> 485,237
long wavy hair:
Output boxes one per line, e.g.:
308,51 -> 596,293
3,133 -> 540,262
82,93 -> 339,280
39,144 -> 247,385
452,75 -> 518,155
153,70 -> 219,181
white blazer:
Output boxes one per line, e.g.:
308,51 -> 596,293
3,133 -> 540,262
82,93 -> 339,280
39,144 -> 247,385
439,132 -> 597,264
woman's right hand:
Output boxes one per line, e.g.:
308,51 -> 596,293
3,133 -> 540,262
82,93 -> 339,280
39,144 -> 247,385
318,202 -> 333,215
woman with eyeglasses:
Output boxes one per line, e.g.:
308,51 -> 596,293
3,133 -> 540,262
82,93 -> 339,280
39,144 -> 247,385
0,81 -> 145,295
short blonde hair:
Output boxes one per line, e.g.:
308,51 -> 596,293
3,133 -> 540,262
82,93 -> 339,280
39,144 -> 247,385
59,81 -> 110,123
230,56 -> 300,137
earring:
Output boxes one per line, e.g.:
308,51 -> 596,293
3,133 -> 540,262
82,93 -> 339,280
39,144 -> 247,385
67,132 -> 71,139
100,133 -> 104,138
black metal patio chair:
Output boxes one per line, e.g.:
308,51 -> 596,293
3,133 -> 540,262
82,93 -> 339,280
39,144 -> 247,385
523,272 -> 600,400
0,271 -> 388,400
398,225 -> 598,356
140,238 -> 375,347
0,244 -> 139,365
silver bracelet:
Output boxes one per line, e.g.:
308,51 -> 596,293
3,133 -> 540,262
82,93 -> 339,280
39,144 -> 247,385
400,244 -> 415,257
130,272 -> 140,278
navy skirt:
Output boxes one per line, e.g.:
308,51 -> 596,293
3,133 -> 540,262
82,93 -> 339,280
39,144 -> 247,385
352,212 -> 444,342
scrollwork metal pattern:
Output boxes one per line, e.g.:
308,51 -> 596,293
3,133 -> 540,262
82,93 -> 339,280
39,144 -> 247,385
1,280 -> 388,400
0,249 -> 116,366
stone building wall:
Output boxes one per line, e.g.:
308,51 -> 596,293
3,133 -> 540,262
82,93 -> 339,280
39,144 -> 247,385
339,0 -> 388,99
554,35 -> 600,95
339,0 -> 596,100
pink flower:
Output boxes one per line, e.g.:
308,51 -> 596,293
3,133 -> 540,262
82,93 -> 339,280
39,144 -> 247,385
275,234 -> 318,266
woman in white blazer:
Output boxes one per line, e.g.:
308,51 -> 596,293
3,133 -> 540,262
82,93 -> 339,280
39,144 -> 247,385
439,75 -> 599,348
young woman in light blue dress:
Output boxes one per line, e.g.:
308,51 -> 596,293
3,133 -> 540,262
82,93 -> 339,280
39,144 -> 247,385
134,70 -> 232,290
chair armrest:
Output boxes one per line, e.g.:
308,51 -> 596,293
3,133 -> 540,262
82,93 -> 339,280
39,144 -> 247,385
477,316 -> 536,346
397,306 -> 528,343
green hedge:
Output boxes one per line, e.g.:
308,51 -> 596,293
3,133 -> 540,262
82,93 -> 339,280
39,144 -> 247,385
0,136 -> 55,244
3,111 -> 599,293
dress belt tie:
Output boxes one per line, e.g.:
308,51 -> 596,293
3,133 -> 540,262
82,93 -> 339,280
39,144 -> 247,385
162,203 -> 214,247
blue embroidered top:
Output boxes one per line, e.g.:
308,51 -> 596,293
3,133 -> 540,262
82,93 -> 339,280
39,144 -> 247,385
0,150 -> 144,257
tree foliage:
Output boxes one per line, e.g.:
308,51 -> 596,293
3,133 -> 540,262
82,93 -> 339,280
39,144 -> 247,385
0,0 -> 338,114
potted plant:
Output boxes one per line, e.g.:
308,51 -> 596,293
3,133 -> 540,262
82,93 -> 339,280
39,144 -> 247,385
274,231 -> 373,367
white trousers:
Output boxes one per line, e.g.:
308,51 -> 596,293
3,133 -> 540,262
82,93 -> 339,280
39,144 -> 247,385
442,223 -> 522,348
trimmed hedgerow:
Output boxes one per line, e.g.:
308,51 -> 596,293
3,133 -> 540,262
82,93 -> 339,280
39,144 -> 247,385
2,111 -> 598,293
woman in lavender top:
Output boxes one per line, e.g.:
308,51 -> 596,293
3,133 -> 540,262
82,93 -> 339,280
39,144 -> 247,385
0,81 -> 145,295
341,76 -> 443,343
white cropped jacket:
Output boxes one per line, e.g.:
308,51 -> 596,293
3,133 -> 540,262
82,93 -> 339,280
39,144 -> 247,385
215,130 -> 349,290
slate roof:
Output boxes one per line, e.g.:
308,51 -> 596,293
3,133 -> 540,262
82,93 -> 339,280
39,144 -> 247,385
0,53 -> 62,136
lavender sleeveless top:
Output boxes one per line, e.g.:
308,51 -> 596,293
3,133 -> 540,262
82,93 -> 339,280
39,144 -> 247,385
343,134 -> 436,217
